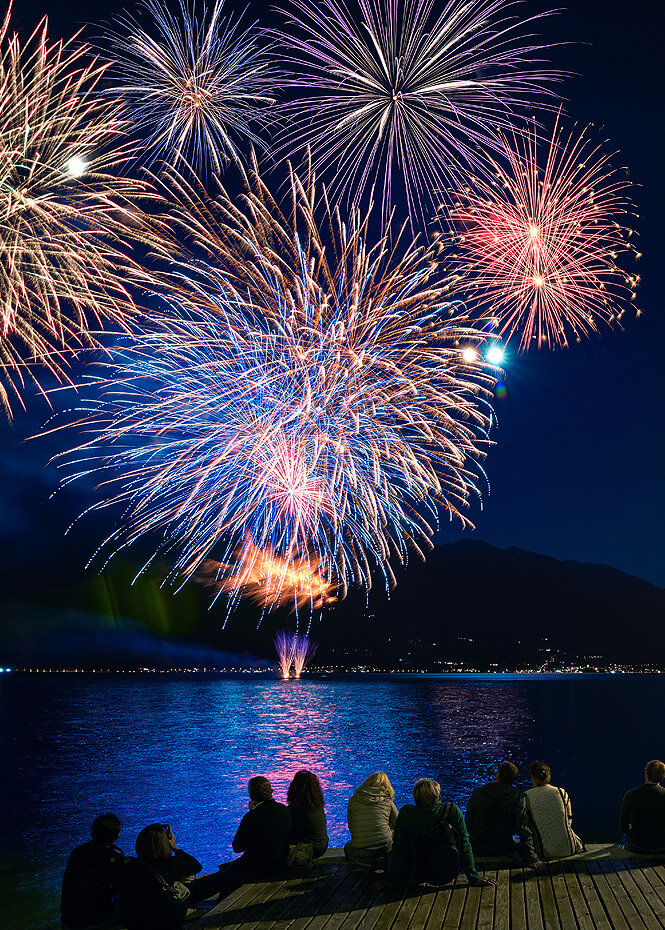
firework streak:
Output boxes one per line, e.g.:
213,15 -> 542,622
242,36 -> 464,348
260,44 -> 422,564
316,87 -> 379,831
54,159 -> 499,615
450,117 -> 640,350
274,0 -> 561,225
0,2 -> 157,415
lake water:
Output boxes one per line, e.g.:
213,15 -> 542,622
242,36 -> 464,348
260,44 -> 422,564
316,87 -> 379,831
2,672 -> 665,929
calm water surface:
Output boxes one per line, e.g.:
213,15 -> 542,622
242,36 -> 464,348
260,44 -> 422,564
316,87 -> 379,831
2,672 -> 665,929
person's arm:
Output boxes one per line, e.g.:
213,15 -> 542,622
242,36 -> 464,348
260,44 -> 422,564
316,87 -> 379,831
619,793 -> 630,835
386,808 -> 408,884
389,801 -> 398,831
232,812 -> 251,854
515,795 -> 539,865
448,805 -> 481,882
171,849 -> 202,878
464,793 -> 477,832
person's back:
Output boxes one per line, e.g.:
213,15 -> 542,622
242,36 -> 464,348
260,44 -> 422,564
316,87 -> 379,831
234,794 -> 292,872
465,762 -> 538,864
621,760 -> 665,853
61,814 -> 123,930
288,769 -> 329,857
524,761 -> 583,859
346,772 -> 398,855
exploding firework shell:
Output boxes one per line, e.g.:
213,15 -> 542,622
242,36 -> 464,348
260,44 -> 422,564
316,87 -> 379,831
273,0 -> 562,226
0,3 -> 159,415
449,117 -> 640,351
54,158 -> 499,615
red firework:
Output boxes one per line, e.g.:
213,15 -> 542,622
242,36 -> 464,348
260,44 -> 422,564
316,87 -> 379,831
450,116 -> 640,351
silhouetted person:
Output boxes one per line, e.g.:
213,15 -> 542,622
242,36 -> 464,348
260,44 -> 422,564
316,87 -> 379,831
61,813 -> 124,930
525,761 -> 583,859
387,779 -> 496,887
620,759 -> 665,853
465,762 -> 545,869
287,769 -> 329,858
216,776 -> 292,900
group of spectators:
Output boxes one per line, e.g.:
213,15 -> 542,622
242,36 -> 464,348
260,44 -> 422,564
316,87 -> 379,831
61,759 -> 665,930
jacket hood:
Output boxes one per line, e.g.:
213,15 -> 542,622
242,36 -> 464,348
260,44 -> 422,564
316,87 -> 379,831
480,783 -> 521,802
352,786 -> 394,804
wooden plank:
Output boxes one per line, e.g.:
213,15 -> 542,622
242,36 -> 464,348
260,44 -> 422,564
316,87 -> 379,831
549,862 -> 579,929
559,861 -> 596,930
440,877 -> 467,929
199,876 -> 294,929
607,860 -> 665,928
423,884 -> 454,929
476,871 -> 499,930
274,868 -> 359,930
459,881 -> 482,929
573,862 -> 613,930
510,866 -> 527,930
597,858 -> 648,929
586,860 -> 631,930
524,870 -> 545,930
405,888 -> 436,930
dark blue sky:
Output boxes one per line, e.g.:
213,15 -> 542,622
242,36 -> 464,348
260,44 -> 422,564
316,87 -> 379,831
1,0 -> 663,600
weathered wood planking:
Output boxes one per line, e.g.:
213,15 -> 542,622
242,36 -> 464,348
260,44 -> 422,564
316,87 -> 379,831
192,845 -> 665,930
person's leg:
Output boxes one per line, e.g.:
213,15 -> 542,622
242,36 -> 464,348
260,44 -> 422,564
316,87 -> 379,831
211,858 -> 256,902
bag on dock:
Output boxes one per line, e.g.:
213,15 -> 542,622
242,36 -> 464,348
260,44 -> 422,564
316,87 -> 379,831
287,841 -> 314,869
413,802 -> 460,886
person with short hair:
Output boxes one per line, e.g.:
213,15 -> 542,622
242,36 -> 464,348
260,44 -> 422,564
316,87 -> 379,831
524,762 -> 583,859
345,771 -> 398,864
620,760 -> 665,853
387,779 -> 495,887
465,762 -> 545,869
287,770 -> 329,858
216,776 -> 292,900
61,813 -> 124,930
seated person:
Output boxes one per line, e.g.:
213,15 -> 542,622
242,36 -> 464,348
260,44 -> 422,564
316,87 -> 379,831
61,812 -> 124,930
465,762 -> 544,869
387,778 -> 495,887
620,759 -> 665,854
525,761 -> 584,859
216,776 -> 292,900
345,771 -> 398,864
287,769 -> 329,858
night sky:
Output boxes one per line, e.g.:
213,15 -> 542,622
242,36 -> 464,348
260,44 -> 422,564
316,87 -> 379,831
1,0 -> 662,639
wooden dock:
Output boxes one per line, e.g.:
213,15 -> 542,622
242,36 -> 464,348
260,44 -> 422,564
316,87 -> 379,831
190,845 -> 665,930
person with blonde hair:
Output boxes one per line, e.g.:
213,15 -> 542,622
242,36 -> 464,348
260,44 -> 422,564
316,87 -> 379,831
387,779 -> 495,888
345,772 -> 398,864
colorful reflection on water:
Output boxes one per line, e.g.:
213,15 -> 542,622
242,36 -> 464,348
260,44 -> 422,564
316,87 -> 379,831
2,673 -> 665,930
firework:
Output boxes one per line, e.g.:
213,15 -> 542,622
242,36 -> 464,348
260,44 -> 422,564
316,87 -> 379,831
292,633 -> 316,678
449,117 -> 640,350
273,0 -> 561,224
0,3 -> 156,415
104,0 -> 275,174
53,159 -> 497,613
274,629 -> 295,678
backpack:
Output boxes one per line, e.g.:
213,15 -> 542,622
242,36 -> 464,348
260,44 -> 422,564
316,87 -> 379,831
413,802 -> 460,885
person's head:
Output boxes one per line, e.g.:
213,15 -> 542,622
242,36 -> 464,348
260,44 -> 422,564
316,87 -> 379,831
496,762 -> 519,785
530,762 -> 552,786
135,824 -> 171,861
248,776 -> 273,804
357,772 -> 395,798
91,813 -> 121,843
287,770 -> 325,810
413,778 -> 441,808
645,760 -> 665,784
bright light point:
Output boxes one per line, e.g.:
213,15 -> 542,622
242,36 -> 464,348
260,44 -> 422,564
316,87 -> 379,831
462,347 -> 478,363
66,156 -> 88,177
486,345 -> 505,365
529,225 -> 539,237
533,275 -> 545,287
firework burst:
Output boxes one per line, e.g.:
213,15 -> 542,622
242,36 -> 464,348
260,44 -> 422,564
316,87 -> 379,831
0,3 -> 156,415
53,159 -> 498,614
292,632 -> 317,678
274,0 -> 561,224
449,117 -> 640,350
274,629 -> 295,678
105,0 -> 275,174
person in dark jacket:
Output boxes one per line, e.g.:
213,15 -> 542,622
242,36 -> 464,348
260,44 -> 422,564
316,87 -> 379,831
119,823 -> 223,930
216,776 -> 292,900
387,779 -> 496,887
620,759 -> 665,853
61,813 -> 124,930
465,762 -> 545,869
287,769 -> 329,857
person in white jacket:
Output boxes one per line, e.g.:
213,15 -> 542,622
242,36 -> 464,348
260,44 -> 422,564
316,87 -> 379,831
525,761 -> 584,859
345,772 -> 398,864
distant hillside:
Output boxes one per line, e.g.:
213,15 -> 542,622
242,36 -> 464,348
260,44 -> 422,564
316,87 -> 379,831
2,540 -> 664,666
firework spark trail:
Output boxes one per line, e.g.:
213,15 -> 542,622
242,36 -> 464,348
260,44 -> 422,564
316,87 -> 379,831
53,158 -> 498,614
292,633 -> 316,678
273,0 -> 562,225
449,116 -> 640,351
0,2 -> 158,415
104,0 -> 276,174
274,629 -> 295,678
